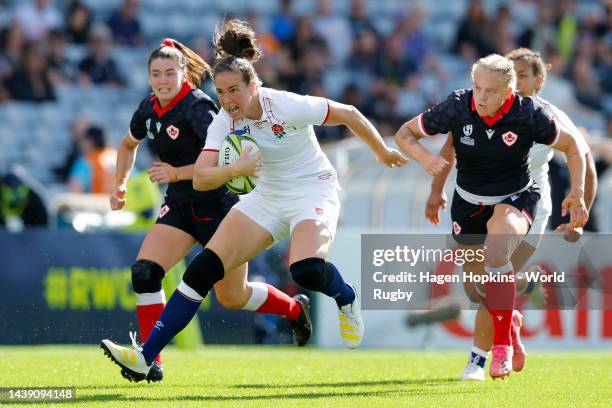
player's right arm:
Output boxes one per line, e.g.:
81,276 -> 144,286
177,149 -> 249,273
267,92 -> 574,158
110,133 -> 139,210
425,133 -> 455,224
192,148 -> 261,191
393,92 -> 459,176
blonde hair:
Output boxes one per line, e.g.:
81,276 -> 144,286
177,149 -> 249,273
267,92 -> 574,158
470,54 -> 516,90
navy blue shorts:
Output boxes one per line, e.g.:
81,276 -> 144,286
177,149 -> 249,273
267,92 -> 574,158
155,193 -> 239,246
450,185 -> 540,246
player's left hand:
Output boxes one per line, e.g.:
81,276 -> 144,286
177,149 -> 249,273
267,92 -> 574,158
554,223 -> 584,243
376,147 -> 409,168
561,194 -> 588,229
149,162 -> 178,183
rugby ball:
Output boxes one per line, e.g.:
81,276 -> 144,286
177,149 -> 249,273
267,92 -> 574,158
218,129 -> 259,194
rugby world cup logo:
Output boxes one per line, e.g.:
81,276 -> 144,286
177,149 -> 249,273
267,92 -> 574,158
463,124 -> 472,136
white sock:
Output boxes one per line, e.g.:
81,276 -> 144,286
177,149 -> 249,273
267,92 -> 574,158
242,282 -> 268,311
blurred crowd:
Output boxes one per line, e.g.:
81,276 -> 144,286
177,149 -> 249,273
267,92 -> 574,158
1,0 -> 611,134
0,0 -> 611,231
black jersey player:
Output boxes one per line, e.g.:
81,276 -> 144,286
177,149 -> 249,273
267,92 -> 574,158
394,54 -> 588,379
104,39 -> 310,383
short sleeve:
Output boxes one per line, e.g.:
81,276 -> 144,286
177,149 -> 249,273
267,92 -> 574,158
185,100 -> 218,145
530,103 -> 560,146
203,111 -> 228,152
419,91 -> 462,136
273,91 -> 329,128
128,104 -> 148,142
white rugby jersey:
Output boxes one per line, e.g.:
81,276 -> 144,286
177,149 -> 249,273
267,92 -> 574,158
204,87 -> 338,194
529,97 -> 582,178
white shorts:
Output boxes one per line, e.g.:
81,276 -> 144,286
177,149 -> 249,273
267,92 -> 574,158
523,171 -> 551,248
233,183 -> 341,243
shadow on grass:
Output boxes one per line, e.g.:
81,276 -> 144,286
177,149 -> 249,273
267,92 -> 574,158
231,377 -> 460,389
117,387 -> 475,402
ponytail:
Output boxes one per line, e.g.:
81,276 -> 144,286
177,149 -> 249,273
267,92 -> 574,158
148,38 -> 211,87
212,19 -> 262,86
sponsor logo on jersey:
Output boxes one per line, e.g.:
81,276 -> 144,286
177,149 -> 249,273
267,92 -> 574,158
166,125 -> 179,140
159,204 -> 170,218
460,136 -> 475,146
486,129 -> 495,139
510,194 -> 519,201
502,131 -> 518,146
453,221 -> 461,235
314,207 -> 324,215
253,120 -> 267,129
462,124 -> 473,136
271,124 -> 286,139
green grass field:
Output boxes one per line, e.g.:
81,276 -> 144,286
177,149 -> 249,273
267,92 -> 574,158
0,346 -> 610,407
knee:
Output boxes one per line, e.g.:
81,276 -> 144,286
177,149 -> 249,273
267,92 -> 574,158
215,287 -> 246,310
290,257 -> 330,292
182,248 -> 225,298
131,260 -> 165,294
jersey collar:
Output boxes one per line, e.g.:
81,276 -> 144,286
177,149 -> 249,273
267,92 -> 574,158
471,91 -> 516,128
151,82 -> 193,118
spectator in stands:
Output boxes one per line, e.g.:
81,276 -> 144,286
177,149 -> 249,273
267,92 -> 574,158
348,0 -> 376,37
53,116 -> 91,182
397,4 -> 447,83
312,0 -> 353,66
554,0 -> 578,64
454,0 -> 493,59
78,23 -> 125,87
518,0 -> 557,54
571,54 -> 603,111
0,170 -> 49,231
378,33 -> 416,85
0,20 -> 25,78
14,0 -> 63,41
347,28 -> 382,81
47,29 -> 78,84
271,0 -> 296,44
107,0 -> 144,47
3,40 -> 55,102
288,16 -> 328,64
68,125 -> 117,194
65,0 -> 92,44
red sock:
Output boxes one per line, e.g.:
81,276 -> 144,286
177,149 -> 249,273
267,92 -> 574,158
483,268 -> 515,346
137,302 -> 165,364
248,283 -> 301,320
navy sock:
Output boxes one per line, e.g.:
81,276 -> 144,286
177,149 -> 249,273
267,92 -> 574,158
469,347 -> 488,368
323,262 -> 356,308
141,288 -> 201,365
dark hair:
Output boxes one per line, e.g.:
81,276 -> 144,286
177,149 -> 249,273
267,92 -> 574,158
148,38 -> 211,87
506,48 -> 551,93
212,19 -> 262,86
85,126 -> 106,149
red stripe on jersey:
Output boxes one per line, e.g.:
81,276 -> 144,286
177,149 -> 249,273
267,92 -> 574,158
472,92 -> 516,127
152,82 -> 193,118
418,113 -> 433,136
321,100 -> 331,125
202,148 -> 219,152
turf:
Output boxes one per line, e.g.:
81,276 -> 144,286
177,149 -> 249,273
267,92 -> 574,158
0,346 -> 610,407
